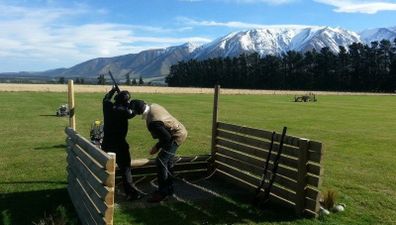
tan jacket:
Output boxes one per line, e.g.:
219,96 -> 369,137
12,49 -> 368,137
146,104 -> 187,145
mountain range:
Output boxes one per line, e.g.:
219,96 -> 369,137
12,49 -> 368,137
1,25 -> 396,82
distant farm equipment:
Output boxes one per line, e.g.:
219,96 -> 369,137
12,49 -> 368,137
90,119 -> 104,147
56,104 -> 70,117
294,93 -> 317,102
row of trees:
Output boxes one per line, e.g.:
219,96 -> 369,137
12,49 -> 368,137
98,73 -> 144,85
166,39 -> 396,92
58,77 -> 85,84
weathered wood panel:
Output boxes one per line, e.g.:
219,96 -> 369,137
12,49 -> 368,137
218,122 -> 300,147
216,130 -> 300,158
214,122 -> 324,217
215,161 -> 296,203
66,127 -> 115,171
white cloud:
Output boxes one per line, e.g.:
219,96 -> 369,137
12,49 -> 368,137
314,0 -> 396,14
225,0 -> 296,4
0,3 -> 210,71
177,17 -> 311,29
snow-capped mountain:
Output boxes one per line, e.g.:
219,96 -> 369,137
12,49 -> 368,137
192,26 -> 361,60
34,42 -> 200,79
2,25 -> 396,81
360,27 -> 396,43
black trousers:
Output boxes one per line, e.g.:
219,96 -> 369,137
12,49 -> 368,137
102,139 -> 138,195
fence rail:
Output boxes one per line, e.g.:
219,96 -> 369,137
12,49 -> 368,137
213,122 -> 324,217
65,127 -> 115,225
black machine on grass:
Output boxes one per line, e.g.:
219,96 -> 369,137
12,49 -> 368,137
56,104 -> 70,117
294,93 -> 317,102
90,119 -> 104,147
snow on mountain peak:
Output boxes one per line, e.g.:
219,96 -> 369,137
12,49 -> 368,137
191,25 -> 363,60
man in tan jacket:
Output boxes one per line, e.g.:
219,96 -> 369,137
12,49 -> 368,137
130,100 -> 187,202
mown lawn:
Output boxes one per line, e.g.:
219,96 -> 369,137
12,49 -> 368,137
0,91 -> 395,225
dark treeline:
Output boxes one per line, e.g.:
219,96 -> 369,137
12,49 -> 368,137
166,39 -> 396,92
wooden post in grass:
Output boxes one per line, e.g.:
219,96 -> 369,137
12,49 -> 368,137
296,138 -> 309,216
68,80 -> 76,130
209,85 -> 220,173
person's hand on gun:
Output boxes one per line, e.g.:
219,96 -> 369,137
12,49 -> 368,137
112,85 -> 120,93
149,146 -> 160,155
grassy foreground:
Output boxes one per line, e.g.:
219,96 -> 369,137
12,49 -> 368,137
0,91 -> 395,225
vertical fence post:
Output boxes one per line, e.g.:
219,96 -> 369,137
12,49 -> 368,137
296,138 -> 309,216
106,152 -> 116,225
68,80 -> 76,130
209,85 -> 220,173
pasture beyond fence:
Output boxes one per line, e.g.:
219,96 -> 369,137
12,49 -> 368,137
65,81 -> 324,224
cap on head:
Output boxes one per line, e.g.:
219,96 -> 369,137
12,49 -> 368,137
129,99 -> 146,114
115,90 -> 131,105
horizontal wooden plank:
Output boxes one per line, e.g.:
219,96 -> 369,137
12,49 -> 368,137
65,127 -> 114,171
66,150 -> 114,204
218,122 -> 273,140
69,143 -> 114,187
68,177 -> 105,225
131,162 -> 208,175
132,169 -> 207,180
307,150 -> 321,163
305,197 -> 319,214
267,163 -> 298,181
67,150 -> 109,189
216,145 -> 298,170
67,185 -> 97,225
215,161 -> 296,203
307,174 -> 320,187
68,150 -> 115,188
68,169 -> 113,214
309,141 -> 322,154
131,155 -> 210,168
306,187 -> 320,200
304,209 -> 318,218
215,153 -> 262,176
216,146 -> 262,167
216,131 -> 299,158
307,163 -> 321,176
215,153 -> 298,191
69,174 -> 113,223
217,122 -> 301,147
215,169 -> 296,208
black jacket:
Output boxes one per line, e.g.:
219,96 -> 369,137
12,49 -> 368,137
102,89 -> 135,145
148,121 -> 173,151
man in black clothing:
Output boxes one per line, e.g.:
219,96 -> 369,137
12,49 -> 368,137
101,87 -> 141,200
129,100 -> 187,203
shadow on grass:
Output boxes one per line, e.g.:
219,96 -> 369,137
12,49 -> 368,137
0,180 -> 68,185
39,114 -> 58,117
0,188 -> 75,225
34,144 -> 67,150
116,177 -> 298,225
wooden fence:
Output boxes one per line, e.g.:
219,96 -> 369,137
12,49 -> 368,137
130,155 -> 210,178
213,122 -> 324,217
65,127 -> 116,225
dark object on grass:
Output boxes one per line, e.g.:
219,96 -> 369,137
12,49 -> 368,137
90,119 -> 104,147
56,104 -> 69,117
294,93 -> 317,102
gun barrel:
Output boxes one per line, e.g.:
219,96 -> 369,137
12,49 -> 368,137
108,71 -> 120,92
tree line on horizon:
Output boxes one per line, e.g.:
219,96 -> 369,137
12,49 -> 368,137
166,39 -> 396,92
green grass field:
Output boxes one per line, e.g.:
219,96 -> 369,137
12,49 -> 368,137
0,91 -> 395,225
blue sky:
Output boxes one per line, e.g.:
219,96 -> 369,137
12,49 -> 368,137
1,0 -> 396,72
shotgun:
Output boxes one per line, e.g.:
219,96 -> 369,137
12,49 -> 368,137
108,70 -> 120,93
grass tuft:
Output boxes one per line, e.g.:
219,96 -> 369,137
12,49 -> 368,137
322,189 -> 338,210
